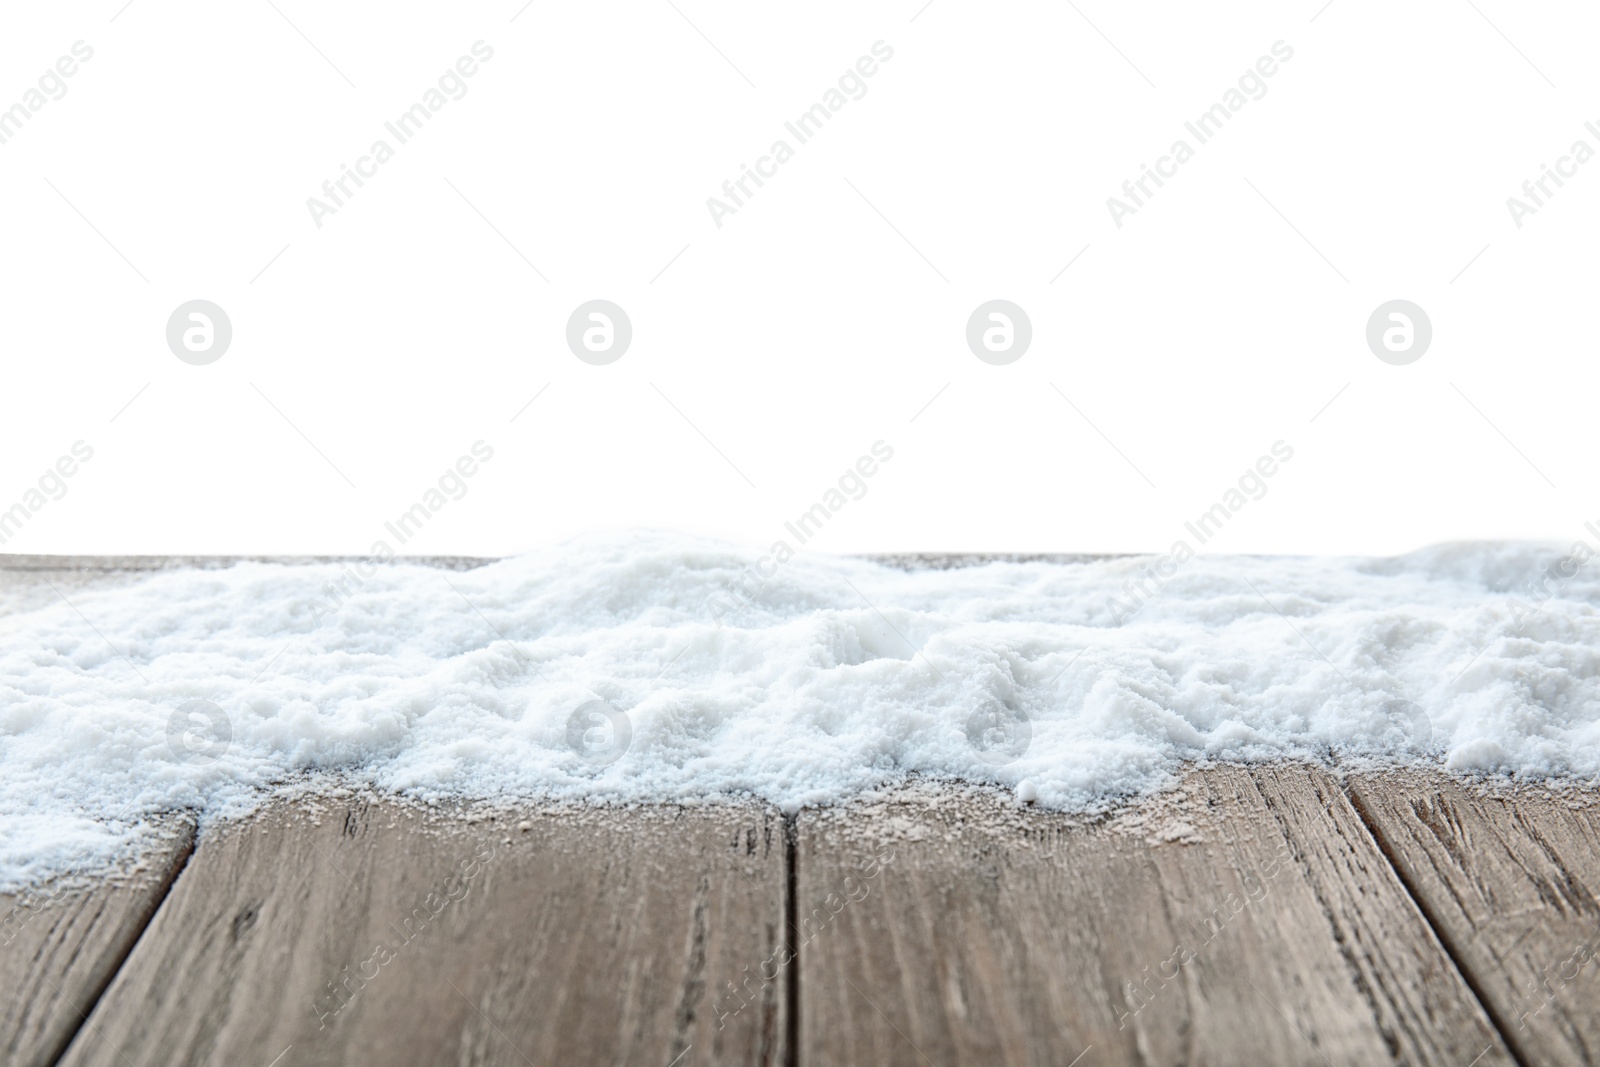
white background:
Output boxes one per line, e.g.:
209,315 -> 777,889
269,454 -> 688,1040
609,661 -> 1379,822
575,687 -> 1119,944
0,0 -> 1595,558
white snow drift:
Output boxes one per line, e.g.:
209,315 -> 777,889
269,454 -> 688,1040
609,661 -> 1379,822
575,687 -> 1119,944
2,533 -> 1598,889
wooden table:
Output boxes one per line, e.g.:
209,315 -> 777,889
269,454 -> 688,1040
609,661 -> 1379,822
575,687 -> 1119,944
5,557 -> 1598,1065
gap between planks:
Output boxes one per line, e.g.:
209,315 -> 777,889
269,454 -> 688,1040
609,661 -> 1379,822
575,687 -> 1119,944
1,816 -> 194,1067
1343,780 -> 1533,1067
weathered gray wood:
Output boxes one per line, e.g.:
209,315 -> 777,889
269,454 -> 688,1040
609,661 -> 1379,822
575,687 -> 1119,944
0,557 -> 496,619
1349,769 -> 1600,1067
57,795 -> 788,1067
798,765 -> 1513,1066
0,818 -> 194,1067
0,555 -> 497,572
864,554 -> 1125,570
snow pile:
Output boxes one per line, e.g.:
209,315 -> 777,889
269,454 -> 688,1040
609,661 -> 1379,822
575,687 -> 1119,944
2,533 -> 1598,888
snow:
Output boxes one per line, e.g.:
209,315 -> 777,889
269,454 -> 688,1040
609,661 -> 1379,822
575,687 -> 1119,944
2,532 -> 1598,889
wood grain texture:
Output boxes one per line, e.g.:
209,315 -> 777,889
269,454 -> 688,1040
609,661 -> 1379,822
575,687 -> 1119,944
57,796 -> 788,1067
0,818 -> 194,1067
1349,769 -> 1600,1067
798,765 -> 1513,1067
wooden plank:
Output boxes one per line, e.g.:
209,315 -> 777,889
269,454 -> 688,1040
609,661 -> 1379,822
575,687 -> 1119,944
0,818 -> 194,1067
0,558 -> 497,621
0,555 -> 497,572
57,795 -> 788,1067
865,554 -> 1125,570
798,765 -> 1513,1066
1349,769 -> 1600,1067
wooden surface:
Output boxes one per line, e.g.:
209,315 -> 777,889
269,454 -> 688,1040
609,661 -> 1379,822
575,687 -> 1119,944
1350,769 -> 1600,1067
14,556 -> 1600,1065
0,556 -> 498,572
0,819 -> 194,1067
0,557 -> 494,619
57,796 -> 788,1067
9,768 -> 1600,1066
798,766 -> 1513,1067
